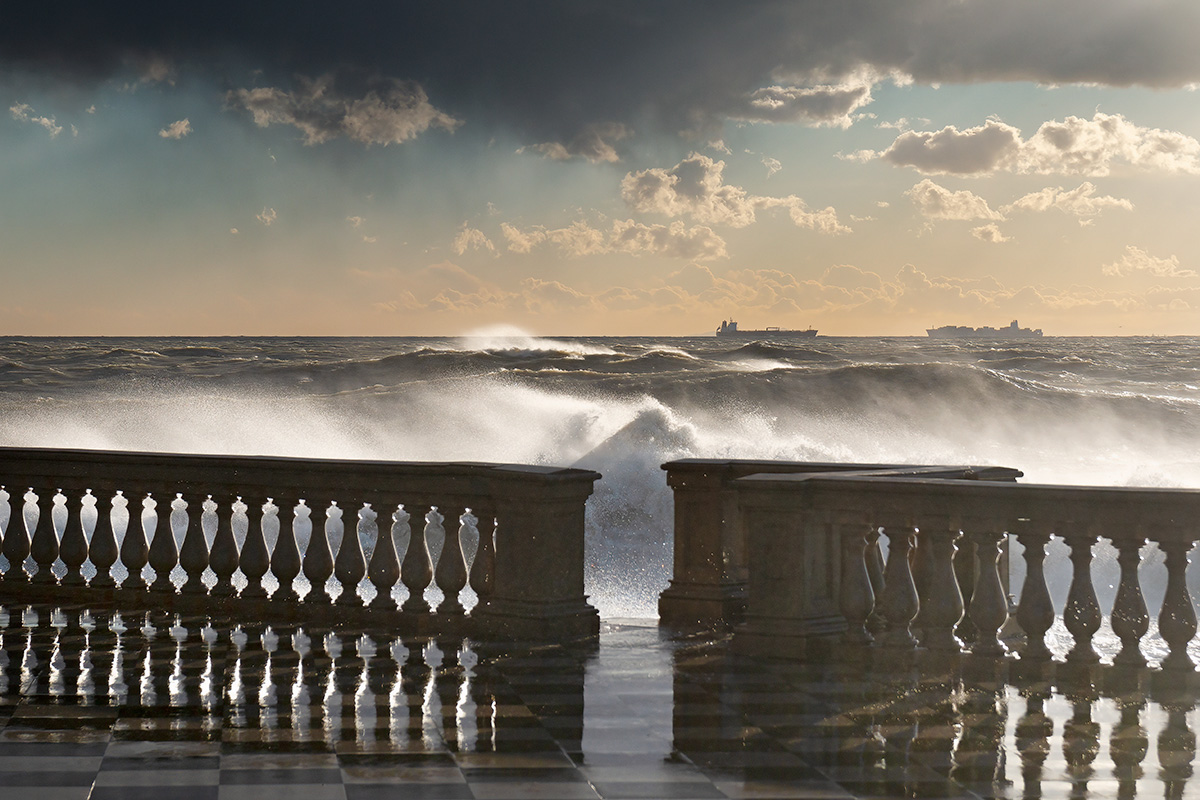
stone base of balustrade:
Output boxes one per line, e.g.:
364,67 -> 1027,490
732,614 -> 846,661
1151,666 -> 1200,700
470,598 -> 600,643
657,580 -> 746,629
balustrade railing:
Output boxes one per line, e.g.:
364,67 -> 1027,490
658,459 -> 1021,627
732,470 -> 1200,687
0,447 -> 601,641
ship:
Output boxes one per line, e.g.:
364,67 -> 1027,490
715,319 -> 817,338
926,320 -> 1043,339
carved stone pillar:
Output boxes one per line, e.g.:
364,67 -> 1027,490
367,502 -> 401,610
241,500 -> 270,599
469,513 -> 496,603
302,503 -> 334,605
1014,524 -> 1054,662
88,492 -> 120,589
915,525 -> 964,652
208,496 -> 239,597
120,495 -> 150,590
966,522 -> 1009,657
271,501 -> 302,602
59,489 -> 90,586
1110,533 -> 1149,668
333,501 -> 365,607
28,490 -> 58,585
1062,526 -> 1101,665
177,494 -> 209,595
400,505 -> 433,614
435,507 -> 468,615
147,495 -> 178,594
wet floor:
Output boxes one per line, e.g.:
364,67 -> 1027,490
0,603 -> 1197,799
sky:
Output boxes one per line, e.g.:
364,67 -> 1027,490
3,0 -> 1200,336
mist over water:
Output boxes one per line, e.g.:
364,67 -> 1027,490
1,334 -> 1199,621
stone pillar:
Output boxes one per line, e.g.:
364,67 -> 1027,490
657,462 -> 747,627
470,467 -> 600,641
731,475 -> 846,660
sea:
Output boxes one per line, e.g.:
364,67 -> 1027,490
1,332 -> 1199,639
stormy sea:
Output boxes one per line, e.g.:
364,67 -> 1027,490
2,332 -> 1199,641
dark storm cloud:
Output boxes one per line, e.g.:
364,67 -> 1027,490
5,1 -> 1200,144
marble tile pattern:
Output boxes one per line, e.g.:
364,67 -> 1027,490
0,603 -> 1196,799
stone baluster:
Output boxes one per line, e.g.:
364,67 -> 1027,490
58,490 -> 89,586
1156,532 -> 1199,674
400,504 -> 434,614
334,500 -> 366,607
121,496 -> 151,590
966,521 -> 1009,657
302,503 -> 335,605
88,492 -> 119,589
914,524 -> 964,652
271,501 -> 302,602
147,495 -> 178,593
435,506 -> 468,615
208,496 -> 240,597
1062,524 -> 1101,665
177,494 -> 209,595
1110,530 -> 1150,668
954,535 -> 978,644
367,502 -> 401,610
29,489 -> 59,585
879,526 -> 919,648
838,518 -> 875,645
2,489 -> 31,581
1014,522 -> 1055,662
469,513 -> 496,602
864,527 -> 886,634
241,500 -> 270,599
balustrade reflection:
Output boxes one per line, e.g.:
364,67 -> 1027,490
0,602 -> 581,753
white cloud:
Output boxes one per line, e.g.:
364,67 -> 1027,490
256,207 -> 277,226
1103,245 -> 1195,278
762,156 -> 782,178
519,122 -> 632,164
1003,182 -> 1133,223
1021,112 -> 1200,175
229,74 -> 460,146
621,153 -> 849,233
452,224 -> 496,255
10,103 -> 63,138
881,119 -> 1023,175
877,113 -> 1200,176
905,179 -> 1004,221
972,224 -> 1010,244
501,219 -> 727,261
158,118 -> 191,139
346,216 -> 365,228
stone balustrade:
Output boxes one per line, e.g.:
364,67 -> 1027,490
731,470 -> 1200,686
658,459 -> 1021,627
0,446 -> 601,641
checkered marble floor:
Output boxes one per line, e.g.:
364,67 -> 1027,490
0,603 -> 1197,799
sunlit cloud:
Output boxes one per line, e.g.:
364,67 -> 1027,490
256,207 -> 277,226
622,153 -> 849,233
1102,245 -> 1195,278
228,74 -> 460,146
906,179 -> 1004,221
158,118 -> 191,139
874,113 -> 1200,176
972,224 -> 1010,244
10,103 -> 63,138
1003,182 -> 1133,224
451,224 -> 496,255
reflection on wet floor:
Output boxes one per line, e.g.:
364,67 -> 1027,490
0,603 -> 1198,799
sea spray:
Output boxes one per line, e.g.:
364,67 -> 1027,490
1,334 -> 1198,620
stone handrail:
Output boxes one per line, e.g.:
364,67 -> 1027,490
0,446 -> 601,641
658,459 -> 1021,626
734,471 -> 1200,684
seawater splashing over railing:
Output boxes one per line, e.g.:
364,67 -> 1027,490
0,446 -> 601,641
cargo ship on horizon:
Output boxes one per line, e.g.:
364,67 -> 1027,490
715,319 -> 817,338
927,320 -> 1043,339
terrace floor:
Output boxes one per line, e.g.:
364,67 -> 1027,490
0,603 -> 1197,800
